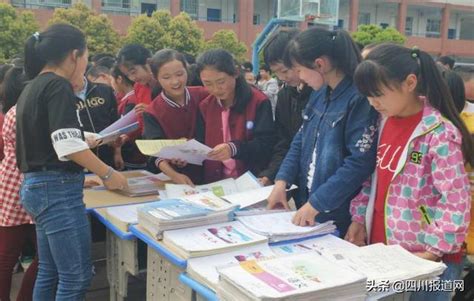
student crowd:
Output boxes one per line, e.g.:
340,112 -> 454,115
0,23 -> 473,301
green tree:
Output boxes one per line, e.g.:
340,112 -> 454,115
49,2 -> 121,56
126,10 -> 204,55
166,12 -> 204,56
204,30 -> 248,62
125,10 -> 170,52
352,24 -> 406,47
0,3 -> 38,62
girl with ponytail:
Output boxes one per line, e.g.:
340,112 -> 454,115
16,24 -> 127,300
347,44 -> 473,301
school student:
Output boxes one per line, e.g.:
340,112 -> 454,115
16,24 -> 127,300
143,49 -> 208,185
257,29 -> 313,186
267,28 -> 379,238
74,74 -> 121,169
0,66 -> 37,301
196,49 -> 276,183
110,64 -> 147,170
346,44 -> 473,301
257,64 -> 279,117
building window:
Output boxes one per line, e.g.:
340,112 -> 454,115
405,16 -> 413,36
448,29 -> 456,40
426,19 -> 441,38
358,12 -> 370,25
181,0 -> 198,19
207,8 -> 221,22
142,3 -> 156,16
253,14 -> 261,25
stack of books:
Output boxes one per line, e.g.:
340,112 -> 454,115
236,211 -> 337,243
217,251 -> 367,301
162,221 -> 268,259
137,193 -> 238,239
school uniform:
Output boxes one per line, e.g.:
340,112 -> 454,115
75,79 -> 118,167
197,86 -> 276,183
143,86 -> 209,184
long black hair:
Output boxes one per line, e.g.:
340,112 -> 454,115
111,64 -> 134,87
438,65 -> 466,114
354,43 -> 474,166
24,23 -> 86,80
196,49 -> 252,113
283,28 -> 361,78
117,44 -> 151,68
0,66 -> 27,113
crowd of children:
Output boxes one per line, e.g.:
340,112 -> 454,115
0,22 -> 472,301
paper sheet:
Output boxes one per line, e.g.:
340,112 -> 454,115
135,139 -> 187,156
106,203 -> 148,224
100,110 -> 138,135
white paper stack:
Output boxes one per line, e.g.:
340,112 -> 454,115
105,203 -> 152,232
187,243 -> 276,292
236,212 -> 337,243
270,234 -> 359,256
217,251 -> 367,301
162,221 -> 268,259
137,193 -> 237,239
320,243 -> 447,287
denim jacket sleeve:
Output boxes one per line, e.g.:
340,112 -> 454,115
274,126 -> 303,185
309,96 -> 378,212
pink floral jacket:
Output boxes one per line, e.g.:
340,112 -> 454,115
350,102 -> 471,257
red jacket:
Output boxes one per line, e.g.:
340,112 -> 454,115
198,87 -> 275,183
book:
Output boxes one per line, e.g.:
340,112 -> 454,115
236,211 -> 337,243
105,202 -> 153,232
92,170 -> 171,197
319,243 -> 447,287
270,234 -> 359,256
137,193 -> 238,238
85,110 -> 140,145
164,171 -> 261,199
162,221 -> 268,258
217,251 -> 367,301
136,139 -> 213,165
187,243 -> 276,292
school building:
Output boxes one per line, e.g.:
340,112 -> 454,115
4,0 -> 474,63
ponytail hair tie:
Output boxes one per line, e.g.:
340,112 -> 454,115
330,31 -> 337,41
411,47 -> 420,59
33,32 -> 40,42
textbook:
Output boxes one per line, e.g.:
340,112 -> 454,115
105,202 -> 152,232
92,170 -> 170,197
137,193 -> 237,238
164,171 -> 261,198
236,211 -> 337,243
217,251 -> 367,301
135,139 -> 212,165
85,110 -> 139,145
162,221 -> 268,259
187,243 -> 276,292
319,243 -> 447,287
270,234 -> 358,256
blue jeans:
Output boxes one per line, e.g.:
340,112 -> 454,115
21,171 -> 92,301
409,260 -> 464,301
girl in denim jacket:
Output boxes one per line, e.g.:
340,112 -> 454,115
267,28 -> 379,237
346,44 -> 474,301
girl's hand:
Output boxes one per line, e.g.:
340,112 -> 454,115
134,103 -> 148,115
103,170 -> 128,191
292,202 -> 319,226
413,251 -> 440,261
112,134 -> 129,148
258,176 -> 273,186
85,136 -> 100,149
170,158 -> 188,168
344,221 -> 367,246
208,143 -> 232,161
267,181 -> 289,209
171,173 -> 195,186
84,178 -> 100,188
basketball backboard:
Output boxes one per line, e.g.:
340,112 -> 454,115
277,0 -> 339,26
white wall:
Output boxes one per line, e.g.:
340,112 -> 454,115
358,0 -> 399,28
254,0 -> 277,25
338,0 -> 349,30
